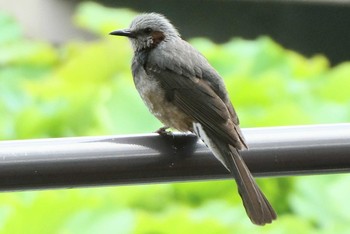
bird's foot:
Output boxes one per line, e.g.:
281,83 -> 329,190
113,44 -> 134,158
155,126 -> 172,136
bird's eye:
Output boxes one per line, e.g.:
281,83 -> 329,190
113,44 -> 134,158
144,27 -> 152,33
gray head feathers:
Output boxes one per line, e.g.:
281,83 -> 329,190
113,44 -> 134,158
110,13 -> 180,51
126,13 -> 180,51
130,13 -> 180,38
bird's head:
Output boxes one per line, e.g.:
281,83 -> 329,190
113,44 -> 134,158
109,13 -> 180,52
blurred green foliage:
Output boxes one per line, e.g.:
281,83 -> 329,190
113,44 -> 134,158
0,1 -> 350,233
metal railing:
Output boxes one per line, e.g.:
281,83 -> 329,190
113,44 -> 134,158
0,123 -> 349,191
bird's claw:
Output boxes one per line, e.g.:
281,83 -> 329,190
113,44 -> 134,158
155,126 -> 172,136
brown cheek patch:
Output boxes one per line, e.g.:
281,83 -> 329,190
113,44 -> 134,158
151,31 -> 165,46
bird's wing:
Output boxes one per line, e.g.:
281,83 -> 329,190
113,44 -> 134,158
145,62 -> 246,150
146,39 -> 247,149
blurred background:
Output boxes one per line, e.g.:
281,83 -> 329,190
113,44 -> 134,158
0,0 -> 350,233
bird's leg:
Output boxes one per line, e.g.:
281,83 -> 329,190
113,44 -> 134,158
155,126 -> 172,136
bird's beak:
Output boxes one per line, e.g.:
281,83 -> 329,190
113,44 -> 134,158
109,29 -> 135,38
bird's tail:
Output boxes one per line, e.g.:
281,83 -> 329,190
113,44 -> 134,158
228,145 -> 276,225
193,123 -> 276,225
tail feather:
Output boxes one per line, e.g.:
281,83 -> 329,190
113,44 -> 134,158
229,145 -> 276,225
193,122 -> 277,225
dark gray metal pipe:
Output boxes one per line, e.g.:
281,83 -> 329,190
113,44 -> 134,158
0,124 -> 350,191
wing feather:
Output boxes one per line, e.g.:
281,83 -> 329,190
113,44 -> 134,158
146,65 -> 245,150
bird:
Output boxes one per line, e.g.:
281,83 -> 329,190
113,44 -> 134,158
109,13 -> 277,225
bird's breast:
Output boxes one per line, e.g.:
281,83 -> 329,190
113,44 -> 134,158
133,72 -> 193,132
